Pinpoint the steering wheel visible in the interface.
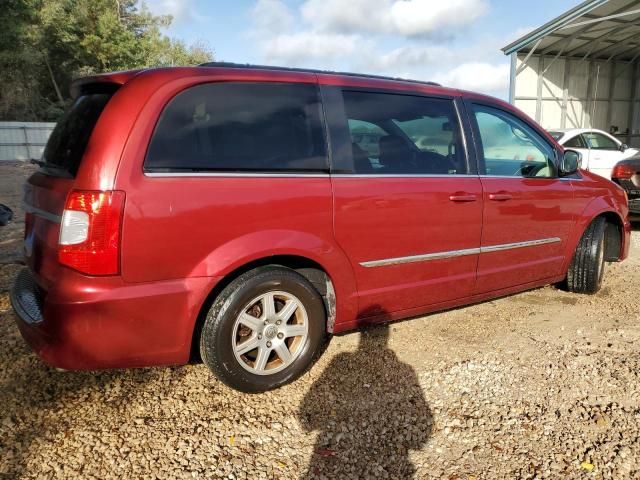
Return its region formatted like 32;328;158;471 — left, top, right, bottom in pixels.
519;161;548;177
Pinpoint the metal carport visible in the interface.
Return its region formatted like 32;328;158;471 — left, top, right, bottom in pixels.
503;0;640;146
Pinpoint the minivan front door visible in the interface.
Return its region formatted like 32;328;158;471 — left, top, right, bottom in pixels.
323;86;482;317
469;102;577;293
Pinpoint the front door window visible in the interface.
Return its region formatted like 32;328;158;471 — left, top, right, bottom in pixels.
473;105;557;178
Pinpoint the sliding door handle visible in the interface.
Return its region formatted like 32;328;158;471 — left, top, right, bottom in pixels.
449;193;477;202
489;192;513;201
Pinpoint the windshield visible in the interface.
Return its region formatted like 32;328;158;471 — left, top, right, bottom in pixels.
41;92;114;177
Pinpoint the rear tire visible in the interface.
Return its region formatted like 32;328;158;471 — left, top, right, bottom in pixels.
567;217;607;294
200;266;326;393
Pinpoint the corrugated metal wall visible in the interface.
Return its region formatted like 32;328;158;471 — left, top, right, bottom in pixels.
513;54;640;146
0;122;55;161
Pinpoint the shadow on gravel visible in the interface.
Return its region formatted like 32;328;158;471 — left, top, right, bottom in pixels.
299;307;432;479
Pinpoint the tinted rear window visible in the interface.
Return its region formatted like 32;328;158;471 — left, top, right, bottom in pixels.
342;91;467;175
42;92;113;177
145;82;327;172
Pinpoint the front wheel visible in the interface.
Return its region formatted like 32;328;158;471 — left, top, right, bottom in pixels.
200;266;326;392
567;217;607;294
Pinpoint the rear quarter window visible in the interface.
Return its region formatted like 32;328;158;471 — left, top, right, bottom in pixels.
145;82;327;173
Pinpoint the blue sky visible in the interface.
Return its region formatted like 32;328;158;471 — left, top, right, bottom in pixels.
146;0;580;99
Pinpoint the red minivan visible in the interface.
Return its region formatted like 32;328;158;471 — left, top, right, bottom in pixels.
11;63;631;392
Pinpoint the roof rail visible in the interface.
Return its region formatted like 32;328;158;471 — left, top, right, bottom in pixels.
198;61;442;87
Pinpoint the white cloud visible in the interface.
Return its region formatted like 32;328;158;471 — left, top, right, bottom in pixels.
433;62;510;94
390;0;489;36
146;0;207;24
301;0;387;34
262;32;362;64
505;26;537;45
251;0;294;34
301;0;488;37
361;45;458;72
246;0;512;97
249;0;369;66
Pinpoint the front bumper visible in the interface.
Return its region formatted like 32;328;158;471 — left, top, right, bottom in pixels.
10;267;218;370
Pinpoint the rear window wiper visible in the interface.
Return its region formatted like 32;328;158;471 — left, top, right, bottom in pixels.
30;159;74;178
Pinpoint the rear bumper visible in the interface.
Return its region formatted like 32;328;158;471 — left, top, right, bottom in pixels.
11;267;218;370
613;178;640;214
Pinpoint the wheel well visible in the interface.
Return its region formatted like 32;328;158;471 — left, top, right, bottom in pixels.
600;212;623;262
189;256;336;362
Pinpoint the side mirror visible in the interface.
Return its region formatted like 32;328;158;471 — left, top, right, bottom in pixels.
560;150;581;176
620;143;628;152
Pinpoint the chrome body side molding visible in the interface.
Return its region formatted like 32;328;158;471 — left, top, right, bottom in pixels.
360;237;562;268
480;237;562;253
23;203;62;224
361;247;481;268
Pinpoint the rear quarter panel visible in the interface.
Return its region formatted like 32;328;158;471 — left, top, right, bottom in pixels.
118;176;358;326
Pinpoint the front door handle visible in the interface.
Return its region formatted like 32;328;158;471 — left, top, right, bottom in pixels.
449;193;477;202
489;192;513;201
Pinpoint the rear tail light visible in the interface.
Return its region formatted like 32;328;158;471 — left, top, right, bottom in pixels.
612;164;636;179
58;190;125;275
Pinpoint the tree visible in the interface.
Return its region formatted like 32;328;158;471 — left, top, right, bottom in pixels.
0;1;41;119
0;0;214;121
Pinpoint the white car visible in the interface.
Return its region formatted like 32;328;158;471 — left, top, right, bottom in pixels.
549;129;638;179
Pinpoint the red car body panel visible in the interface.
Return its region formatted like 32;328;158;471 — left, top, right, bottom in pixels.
475;177;578;293
23;174;72;290
562;170;631;267
332;176;483;316
11;66;631;371
15;268;216;369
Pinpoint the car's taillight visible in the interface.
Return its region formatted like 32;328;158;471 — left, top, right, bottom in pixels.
58;190;125;275
612;164;636;179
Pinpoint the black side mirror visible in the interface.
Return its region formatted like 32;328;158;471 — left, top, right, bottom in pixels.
560;150;581;176
620;143;628;152
0;204;13;226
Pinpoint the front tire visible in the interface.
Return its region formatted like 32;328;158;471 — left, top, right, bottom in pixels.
567;217;607;294
200;266;326;392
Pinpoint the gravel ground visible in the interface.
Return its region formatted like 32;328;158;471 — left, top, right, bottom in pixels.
1;161;639;479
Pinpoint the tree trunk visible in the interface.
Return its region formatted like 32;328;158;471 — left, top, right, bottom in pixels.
44;54;64;105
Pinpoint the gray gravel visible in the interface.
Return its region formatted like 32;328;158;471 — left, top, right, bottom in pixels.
1;162;639;479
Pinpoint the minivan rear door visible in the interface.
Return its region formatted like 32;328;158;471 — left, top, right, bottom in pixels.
323;85;482;317
23;89;116;289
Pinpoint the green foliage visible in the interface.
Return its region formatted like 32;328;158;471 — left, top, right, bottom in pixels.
0;0;214;121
